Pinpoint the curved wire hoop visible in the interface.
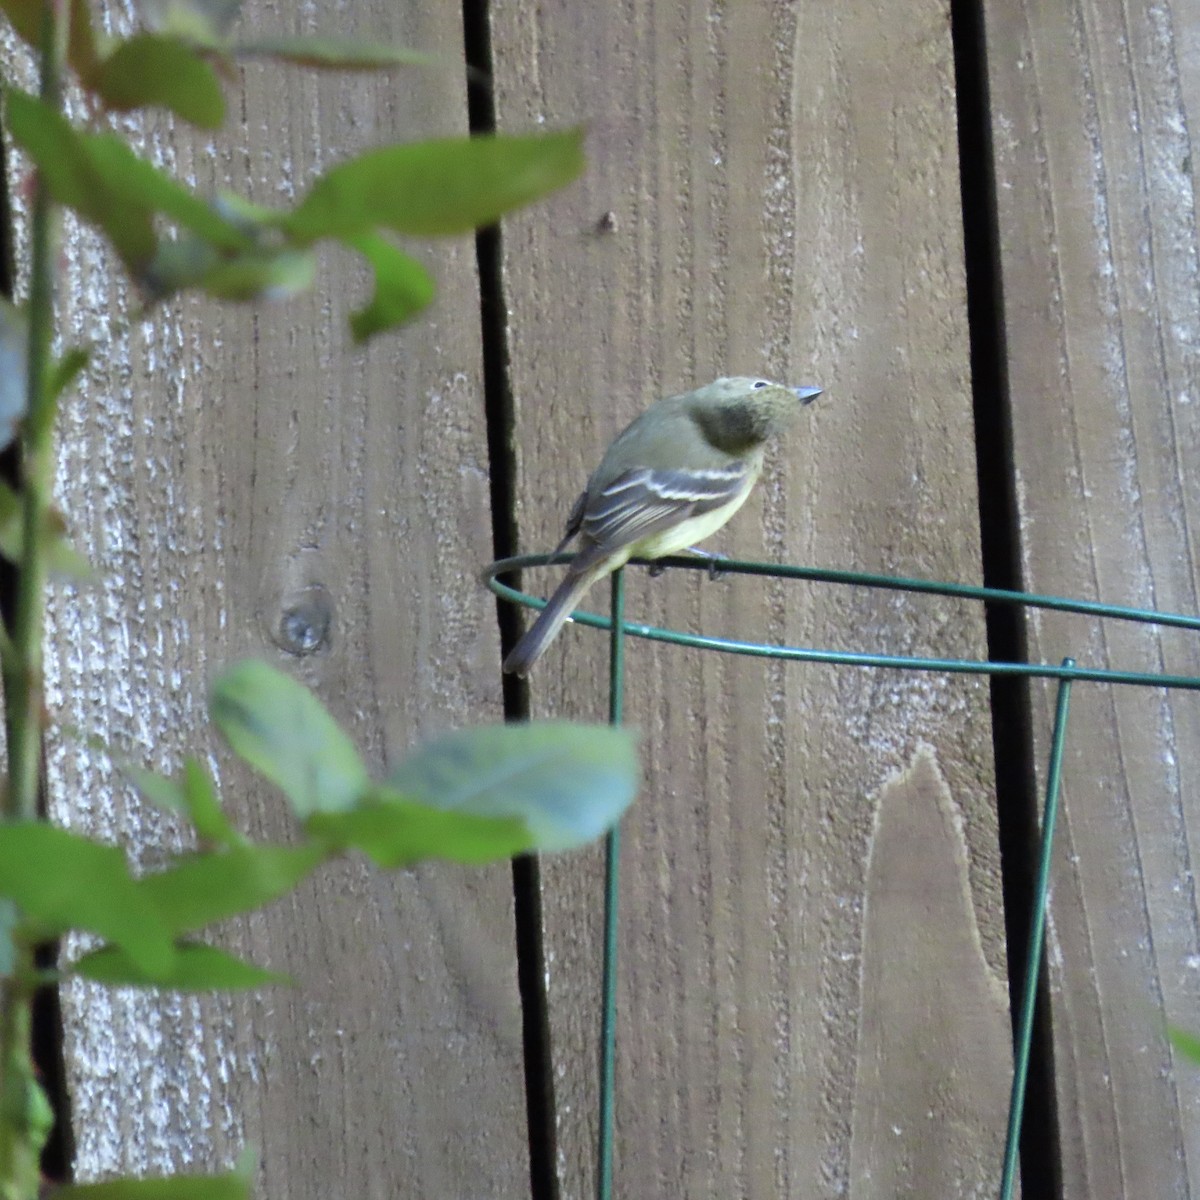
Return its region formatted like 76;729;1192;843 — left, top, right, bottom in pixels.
484;553;1200;1200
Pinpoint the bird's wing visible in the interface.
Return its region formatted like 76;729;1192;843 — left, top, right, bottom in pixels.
581;462;752;551
550;489;588;557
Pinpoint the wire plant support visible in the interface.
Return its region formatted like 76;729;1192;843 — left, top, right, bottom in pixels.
483;553;1200;1200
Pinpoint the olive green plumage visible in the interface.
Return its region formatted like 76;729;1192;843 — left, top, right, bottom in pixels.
503;376;820;676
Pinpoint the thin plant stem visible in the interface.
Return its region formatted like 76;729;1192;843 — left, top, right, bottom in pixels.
0;4;71;1196
0;945;45;1200
3;0;67;823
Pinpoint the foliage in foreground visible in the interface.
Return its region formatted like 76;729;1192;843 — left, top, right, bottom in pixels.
0;1;615;1197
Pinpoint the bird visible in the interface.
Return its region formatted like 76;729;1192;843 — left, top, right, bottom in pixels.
502;375;820;676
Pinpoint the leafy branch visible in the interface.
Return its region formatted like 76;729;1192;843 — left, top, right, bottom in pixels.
0;2;611;1197
2;661;637;995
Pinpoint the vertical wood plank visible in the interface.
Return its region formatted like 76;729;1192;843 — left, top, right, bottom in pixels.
986;0;1200;1195
492;0;1013;1194
40;1;529;1194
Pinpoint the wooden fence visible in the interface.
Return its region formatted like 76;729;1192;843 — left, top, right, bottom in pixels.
27;0;1200;1196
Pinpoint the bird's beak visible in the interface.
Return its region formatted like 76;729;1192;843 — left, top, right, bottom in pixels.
793;386;822;405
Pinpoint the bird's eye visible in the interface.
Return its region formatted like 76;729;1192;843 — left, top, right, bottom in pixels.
753;380;768;389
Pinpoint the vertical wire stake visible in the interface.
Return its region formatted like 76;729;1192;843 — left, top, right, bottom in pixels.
597;568;626;1200
999;657;1074;1200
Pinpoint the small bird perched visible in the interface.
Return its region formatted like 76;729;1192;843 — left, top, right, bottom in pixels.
503;376;820;676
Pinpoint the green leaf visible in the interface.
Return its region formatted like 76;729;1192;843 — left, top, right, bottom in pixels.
124;757;238;847
79;134;250;251
213;189;280;229
0;479;93;582
284;128;584;241
0;823;174;973
141;0;242;45
0;0;103;86
0;298;28;451
139;843;325;935
5;90;157;270
198;246;316;301
148;237;316;303
74;941;288;990
1170;1026;1200;1065
6;91;251;275
43;508;93;580
123;764;190;817
232;36;439;70
48;346;90;403
96;34;226;129
307;791;530;868
384;721;638;853
343;233;434;341
210;660;370;816
0;898;17;977
53;1173;251;1200
182;759;236;845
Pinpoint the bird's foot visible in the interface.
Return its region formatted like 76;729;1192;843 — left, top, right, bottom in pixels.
685;546;730;581
647;548;730;580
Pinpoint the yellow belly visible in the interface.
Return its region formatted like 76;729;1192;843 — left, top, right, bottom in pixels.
631;479;757;559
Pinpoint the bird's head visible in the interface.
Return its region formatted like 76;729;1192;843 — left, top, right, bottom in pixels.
689;375;821;450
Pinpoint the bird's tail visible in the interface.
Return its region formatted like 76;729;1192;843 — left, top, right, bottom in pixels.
502;551;609;676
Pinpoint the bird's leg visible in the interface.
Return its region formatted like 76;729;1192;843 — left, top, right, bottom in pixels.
685;546;730;581
647;548;730;580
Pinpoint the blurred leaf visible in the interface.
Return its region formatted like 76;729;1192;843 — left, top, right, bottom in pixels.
141;236;218;299
6;91;250;275
384;722;639;853
307;791;529;868
148;236;315;302
0;479;93;581
79;133;249;251
0;298;28;451
210;660;369;816
123;763;190;815
5;90;157;270
96;34;225;128
139;843;324;934
284;127;584;241
199;246;316;300
0;823;174;973
48;346;90;402
344;233;434;341
124;757;238;847
141;0;241;43
84;148;248;254
0;0;103;86
182;759;235;845
54;1174;251;1199
0;898;17;977
74;940;288;990
233;35;438;70
43;508;93;580
213;189;279;229
1170;1026;1200;1065
0;479;28;555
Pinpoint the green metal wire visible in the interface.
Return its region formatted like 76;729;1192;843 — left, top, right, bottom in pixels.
485;553;1200;1199
1000;660;1073;1200
597;569;625;1200
484;554;1200;690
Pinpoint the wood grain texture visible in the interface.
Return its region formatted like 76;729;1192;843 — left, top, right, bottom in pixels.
987;1;1200;1195
491;0;1012;1194
38;1;527;1194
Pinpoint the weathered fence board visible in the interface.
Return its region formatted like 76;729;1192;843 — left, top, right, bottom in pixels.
987;0;1200;1195
492;0;1013;1194
43;1;527;1195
